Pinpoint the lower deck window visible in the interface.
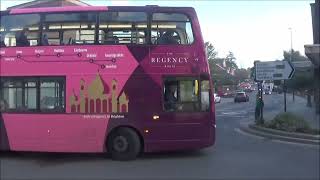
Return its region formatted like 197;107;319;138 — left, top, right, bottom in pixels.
163;77;211;112
0;77;65;113
164;78;200;112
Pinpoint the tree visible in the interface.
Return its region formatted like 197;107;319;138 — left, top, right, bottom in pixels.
234;68;250;83
283;49;309;62
283;50;314;105
225;51;238;70
286;73;313;91
250;67;255;80
205;42;217;61
205;42;248;88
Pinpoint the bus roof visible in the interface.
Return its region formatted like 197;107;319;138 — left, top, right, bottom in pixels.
1;5;194;15
3;6;195;15
9;6;108;14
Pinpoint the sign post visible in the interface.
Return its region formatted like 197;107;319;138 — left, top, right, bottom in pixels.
254;60;295;81
254;60;295;113
258;82;264;123
284;80;287;112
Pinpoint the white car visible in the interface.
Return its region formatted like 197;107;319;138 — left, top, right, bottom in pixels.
214;93;221;103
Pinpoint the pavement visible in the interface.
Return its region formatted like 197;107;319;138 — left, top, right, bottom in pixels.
240;123;320;145
262;92;320;130
0;91;319;180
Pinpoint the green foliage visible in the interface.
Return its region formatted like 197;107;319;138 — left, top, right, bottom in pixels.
250;67;255;79
283;50;309;62
286;73;314;91
212;70;236;86
266;112;316;134
205;42;217;61
283;50;314;91
234;68;250;82
225;51;238;70
205;42;248;87
274;80;282;86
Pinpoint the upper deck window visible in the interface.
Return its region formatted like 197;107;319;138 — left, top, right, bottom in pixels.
43;13;96;45
153;13;189;21
0;14;40;47
99;12;147;44
151;13;194;45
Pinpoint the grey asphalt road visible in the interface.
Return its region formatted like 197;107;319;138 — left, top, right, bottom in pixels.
1;92;319;180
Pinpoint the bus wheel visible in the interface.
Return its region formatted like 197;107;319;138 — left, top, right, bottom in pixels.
107;127;141;161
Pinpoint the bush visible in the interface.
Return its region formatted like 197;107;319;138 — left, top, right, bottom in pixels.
266;112;312;133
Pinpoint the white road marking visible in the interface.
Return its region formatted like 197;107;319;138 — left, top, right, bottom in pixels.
216;110;251;118
234;128;265;140
216;115;247;118
271;139;320;149
222;111;246;115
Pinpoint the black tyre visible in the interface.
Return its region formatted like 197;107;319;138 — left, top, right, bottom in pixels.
107;127;141;161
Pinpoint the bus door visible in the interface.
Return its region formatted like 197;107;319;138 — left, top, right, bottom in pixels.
157;76;212;142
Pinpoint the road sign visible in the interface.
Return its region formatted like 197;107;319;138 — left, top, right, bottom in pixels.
291;60;313;68
254;60;295;81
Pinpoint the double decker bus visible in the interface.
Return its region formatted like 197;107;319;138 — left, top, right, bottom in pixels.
0;5;215;160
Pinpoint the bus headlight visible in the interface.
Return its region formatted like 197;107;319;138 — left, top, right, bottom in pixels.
153;115;159;120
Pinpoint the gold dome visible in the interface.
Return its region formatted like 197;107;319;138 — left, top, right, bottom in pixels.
88;73;105;99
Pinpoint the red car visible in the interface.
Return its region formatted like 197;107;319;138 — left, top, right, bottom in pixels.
234;92;249;102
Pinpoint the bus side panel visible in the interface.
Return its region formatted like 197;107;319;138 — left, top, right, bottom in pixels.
105;66;214;153
105;66;162;152
2;114;109;152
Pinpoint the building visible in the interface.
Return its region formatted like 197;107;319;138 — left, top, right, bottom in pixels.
7;0;90;10
304;0;320;114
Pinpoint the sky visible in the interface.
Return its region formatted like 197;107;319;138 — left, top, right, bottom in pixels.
0;0;315;68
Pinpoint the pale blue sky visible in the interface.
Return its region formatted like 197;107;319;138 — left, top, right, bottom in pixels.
0;0;315;68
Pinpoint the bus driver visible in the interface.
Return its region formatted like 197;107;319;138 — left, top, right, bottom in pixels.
165;83;178;111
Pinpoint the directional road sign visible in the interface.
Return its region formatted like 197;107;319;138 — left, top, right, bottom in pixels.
254;60;295;81
291;60;313;68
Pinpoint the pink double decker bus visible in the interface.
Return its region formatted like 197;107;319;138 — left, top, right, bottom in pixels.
0;5;215;160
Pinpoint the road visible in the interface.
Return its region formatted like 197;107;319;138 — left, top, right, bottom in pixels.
0;92;319;180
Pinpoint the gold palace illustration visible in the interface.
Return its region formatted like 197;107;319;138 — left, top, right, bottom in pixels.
70;73;129;113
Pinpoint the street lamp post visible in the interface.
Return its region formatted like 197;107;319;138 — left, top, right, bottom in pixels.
289;28;293;61
289;27;295;101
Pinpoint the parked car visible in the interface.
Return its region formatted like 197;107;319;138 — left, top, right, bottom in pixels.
234;92;249;102
272;86;282;94
263;90;272;95
214;93;221;103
